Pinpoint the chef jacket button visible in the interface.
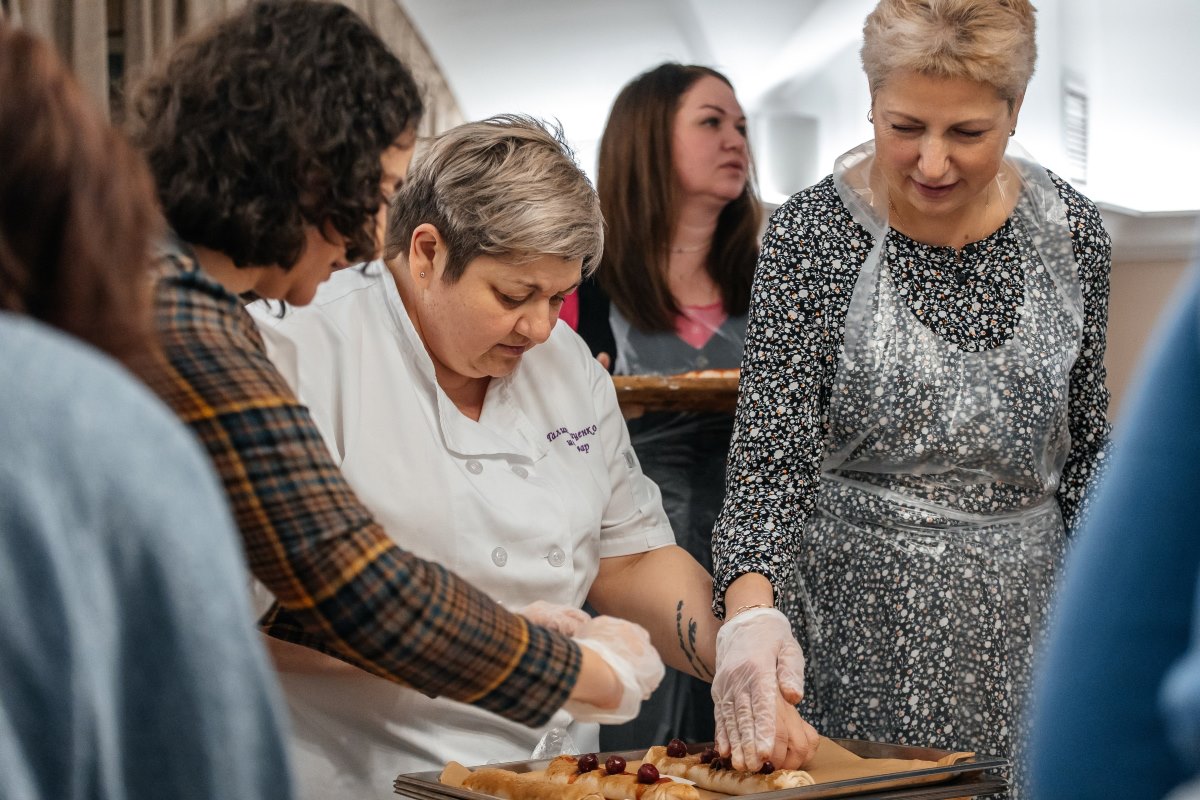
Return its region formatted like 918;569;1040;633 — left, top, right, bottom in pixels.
546;546;566;567
512;465;529;479
466;459;483;475
491;546;508;567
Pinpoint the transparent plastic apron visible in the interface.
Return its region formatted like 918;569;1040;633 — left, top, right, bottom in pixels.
795;141;1084;787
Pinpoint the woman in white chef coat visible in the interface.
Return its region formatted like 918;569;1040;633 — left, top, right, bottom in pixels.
251;115;813;799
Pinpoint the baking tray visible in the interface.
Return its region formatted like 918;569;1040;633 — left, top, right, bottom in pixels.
611;372;740;413
393;739;1008;800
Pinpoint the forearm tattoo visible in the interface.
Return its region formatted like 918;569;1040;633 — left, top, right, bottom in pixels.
676;600;714;679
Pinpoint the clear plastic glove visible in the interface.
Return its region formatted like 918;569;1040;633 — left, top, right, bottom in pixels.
517;600;592;636
772;692;820;770
563;615;665;725
530;726;578;759
712;608;806;771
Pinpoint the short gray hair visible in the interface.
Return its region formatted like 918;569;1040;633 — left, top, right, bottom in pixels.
861;0;1037;107
385;114;604;283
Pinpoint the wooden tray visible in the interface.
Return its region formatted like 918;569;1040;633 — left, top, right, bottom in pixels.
611;372;740;413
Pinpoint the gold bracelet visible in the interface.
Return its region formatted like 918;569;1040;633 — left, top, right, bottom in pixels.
728;603;774;620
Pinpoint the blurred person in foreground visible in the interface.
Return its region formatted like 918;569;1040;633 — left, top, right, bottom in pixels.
709;0;1112;791
572;62;808;754
125;0;661;775
1031;263;1200;799
0;21;292;800
249;115;802;797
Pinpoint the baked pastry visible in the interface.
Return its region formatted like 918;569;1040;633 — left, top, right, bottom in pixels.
440;763;603;800
544;754;700;800
642;745;815;795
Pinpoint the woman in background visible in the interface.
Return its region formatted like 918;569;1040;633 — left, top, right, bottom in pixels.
709;0;1112;791
0;21;292;799
574;62;762;750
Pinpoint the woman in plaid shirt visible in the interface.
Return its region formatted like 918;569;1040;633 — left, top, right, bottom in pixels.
126;0;661;750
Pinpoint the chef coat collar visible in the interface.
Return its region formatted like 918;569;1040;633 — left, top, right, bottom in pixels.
373;262;550;462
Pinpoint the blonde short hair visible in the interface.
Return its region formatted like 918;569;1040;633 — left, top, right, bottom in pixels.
861;0;1037;106
385;114;604;282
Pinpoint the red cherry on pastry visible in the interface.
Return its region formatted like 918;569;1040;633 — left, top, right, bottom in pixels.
577;753;599;773
759;761;775;774
666;739;688;758
605;755;626;775
636;764;660;784
698;746;718;764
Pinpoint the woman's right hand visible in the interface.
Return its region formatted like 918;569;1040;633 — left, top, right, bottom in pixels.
711;607;807;771
773;691;821;769
563;615;665;724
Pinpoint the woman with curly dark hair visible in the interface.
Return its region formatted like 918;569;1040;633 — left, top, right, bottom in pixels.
127;0;423;300
0;22;292;798
127;3;660;791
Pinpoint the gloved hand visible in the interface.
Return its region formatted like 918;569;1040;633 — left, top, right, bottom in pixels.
773;692;821;770
563;615;665;725
516;600;592;636
711;607;806;771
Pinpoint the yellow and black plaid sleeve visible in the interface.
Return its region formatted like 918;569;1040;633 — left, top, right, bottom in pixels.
143;247;580;725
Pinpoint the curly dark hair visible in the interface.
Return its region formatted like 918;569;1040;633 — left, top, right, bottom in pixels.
0;22;160;366
127;0;423;269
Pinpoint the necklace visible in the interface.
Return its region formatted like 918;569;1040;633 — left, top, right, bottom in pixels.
670;240;712;254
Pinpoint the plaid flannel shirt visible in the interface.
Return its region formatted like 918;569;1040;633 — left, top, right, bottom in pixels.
142;240;579;725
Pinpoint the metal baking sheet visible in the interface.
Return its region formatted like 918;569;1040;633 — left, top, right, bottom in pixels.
393;739;1008;800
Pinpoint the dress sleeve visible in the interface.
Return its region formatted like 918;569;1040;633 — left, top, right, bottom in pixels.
145;263;580;726
710;189;849;616
1053;177;1114;533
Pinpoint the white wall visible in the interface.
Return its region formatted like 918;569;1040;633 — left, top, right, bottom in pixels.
1073;0;1200;212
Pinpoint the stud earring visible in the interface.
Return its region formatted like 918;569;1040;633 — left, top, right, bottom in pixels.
867;109;874;123
419;271;426;278
1010;128;1016;136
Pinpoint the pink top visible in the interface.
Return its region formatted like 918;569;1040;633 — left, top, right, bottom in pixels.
676;301;728;349
560;292;580;330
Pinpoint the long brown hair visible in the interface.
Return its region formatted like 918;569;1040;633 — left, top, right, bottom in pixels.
0;22;160;366
596;63;761;332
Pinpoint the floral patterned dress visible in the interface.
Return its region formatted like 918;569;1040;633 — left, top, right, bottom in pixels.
712;142;1112;796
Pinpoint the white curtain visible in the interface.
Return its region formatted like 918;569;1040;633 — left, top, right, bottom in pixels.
4;0;110;118
3;0;462;133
